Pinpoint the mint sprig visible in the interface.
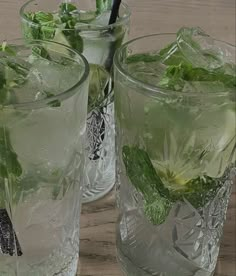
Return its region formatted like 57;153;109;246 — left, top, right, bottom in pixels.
96;0;113;14
0;42;29;105
122;146;172;225
122;145;223;225
0;127;23;208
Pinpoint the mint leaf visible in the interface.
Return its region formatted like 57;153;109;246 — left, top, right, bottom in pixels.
144;196;172;225
33;11;54;23
23;11;56;59
62;29;83;53
59;3;77;28
0;66;6;90
0;127;23;208
0;127;22;177
122;146;172;225
59;3;77;14
43;91;61;107
0;42;16;56
24;12;56;40
158;62;236;91
88;64;109;112
122;146;170;198
6;61;29;79
170;175;223;209
0;44;29;105
96;0;113;14
122;145;223;225
126;53;161;64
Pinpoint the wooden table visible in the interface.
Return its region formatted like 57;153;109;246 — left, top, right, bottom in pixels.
0;1;235;275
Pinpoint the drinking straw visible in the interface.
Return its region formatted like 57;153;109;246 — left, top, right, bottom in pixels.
109;0;122;25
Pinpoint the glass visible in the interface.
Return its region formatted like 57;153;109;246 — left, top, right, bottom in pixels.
20;0;131;203
0;39;89;275
114;34;236;276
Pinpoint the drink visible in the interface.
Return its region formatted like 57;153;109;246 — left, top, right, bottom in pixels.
0;40;89;275
20;0;131;202
114;27;236;276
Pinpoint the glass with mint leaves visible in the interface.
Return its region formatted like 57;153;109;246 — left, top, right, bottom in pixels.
114;27;236;276
20;0;130;203
0;39;89;275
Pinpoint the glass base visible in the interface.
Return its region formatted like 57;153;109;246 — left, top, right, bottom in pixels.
117;247;215;276
0;253;78;276
116;167;234;276
82;178;115;203
83;102;115;203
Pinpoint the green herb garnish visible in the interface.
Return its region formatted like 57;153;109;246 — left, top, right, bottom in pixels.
122;146;172;225
96;0;113;14
122;145;223;225
0;127;23;207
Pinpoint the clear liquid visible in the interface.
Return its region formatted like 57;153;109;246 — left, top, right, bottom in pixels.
117;169;234;276
115;49;236;275
0;52;87;275
0;188;80;276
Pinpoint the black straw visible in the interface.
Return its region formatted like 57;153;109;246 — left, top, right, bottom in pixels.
109;0;122;25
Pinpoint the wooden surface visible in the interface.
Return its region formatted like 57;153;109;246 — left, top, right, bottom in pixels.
0;1;235;275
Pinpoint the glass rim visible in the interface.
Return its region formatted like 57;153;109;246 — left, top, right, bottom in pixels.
20;0;131;32
114;33;236;98
1;38;89;110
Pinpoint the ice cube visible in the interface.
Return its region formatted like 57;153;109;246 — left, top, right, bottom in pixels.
90;11;111;26
177;27;226;70
127;58;166;87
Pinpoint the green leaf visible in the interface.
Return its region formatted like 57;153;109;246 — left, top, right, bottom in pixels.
0;41;16;56
6;61;29;78
34;11;54;23
0;87;8;105
59;3;77;14
158;63;186;91
96;0;113;14
0;67;6;90
0;48;29;104
144;196;172;225
88;64;109;112
0;127;22;177
43;91;61;107
0;127;23;208
23;11;57;58
122;145;172;225
59;3;77;28
24;12;56;40
62;30;83;53
122;146;170;198
122;145;224;225
58;4;84;52
170;175;223;209
126;53;161;64
158;62;236;91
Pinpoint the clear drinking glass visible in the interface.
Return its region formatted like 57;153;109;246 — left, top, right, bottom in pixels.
114;33;236;276
20;0;131;203
0;39;89;275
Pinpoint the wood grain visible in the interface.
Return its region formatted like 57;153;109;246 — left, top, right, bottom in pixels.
79;189;236;276
0;1;235;275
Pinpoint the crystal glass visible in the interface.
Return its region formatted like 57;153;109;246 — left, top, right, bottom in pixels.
0;39;89;275
114;33;236;276
20;0;131;203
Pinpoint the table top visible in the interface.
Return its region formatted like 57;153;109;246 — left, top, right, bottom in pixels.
1;1;235;275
